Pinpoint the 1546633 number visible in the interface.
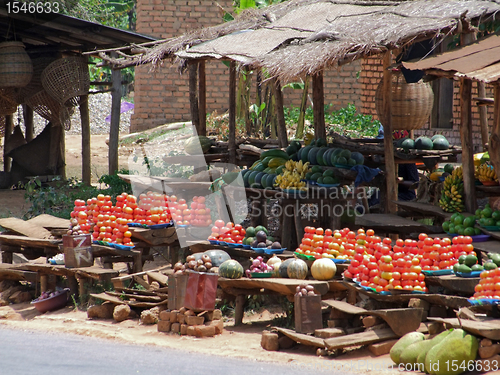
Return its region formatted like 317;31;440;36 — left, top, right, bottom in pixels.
6;1;60;14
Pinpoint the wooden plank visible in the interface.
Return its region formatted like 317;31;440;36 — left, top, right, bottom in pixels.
128;226;177;246
3;114;12;172
273;78;288;148
355;214;442;234
478;82;489;151
0;234;61;248
325;328;398;350
382;52;397;214
321;299;367;314
23;104;34;142
146;271;169;286
491;84;500;197
80;95;91;185
367;308;423;337
428;318;500;340
0;218;53;239
394;201;452;220
26;214;70;229
218;277;330;296
471;239;500;255
0;266;37;282
189;62;200;131
312;71;326;140
228;61;236;166
104;291;163;302
109;55;121;175
90;292;169;308
459;76;476;213
274;327;326;348
198;61;206;136
425;274;479;295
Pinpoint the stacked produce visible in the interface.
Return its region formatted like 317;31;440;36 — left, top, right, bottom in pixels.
296;226;359;260
32;289;67;302
245;256;274;277
442;213;481;236
295;283;317;297
242;148;290;189
453;253;486;274
304;165;340;185
476;204;500;228
390;329;478;375
439;166;465;212
472;262;500;300
396;135;451;151
173;250;231;275
476;163;497;183
208;221;246;244
275;160;310;191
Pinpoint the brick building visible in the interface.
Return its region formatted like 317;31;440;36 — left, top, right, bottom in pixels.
133;0;492;154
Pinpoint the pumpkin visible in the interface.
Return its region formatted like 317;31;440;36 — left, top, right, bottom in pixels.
203;249;231;267
287;258;308;280
218;259;244;279
278;258;295;278
311;258;337;280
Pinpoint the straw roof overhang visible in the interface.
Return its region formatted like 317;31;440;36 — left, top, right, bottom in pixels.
96;0;500;82
402;32;500;84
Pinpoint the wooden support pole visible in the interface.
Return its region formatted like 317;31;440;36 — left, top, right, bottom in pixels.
228;61;237;166
312;71;326;140
3;114;13;173
109;55;122;175
23;104;34;142
460;77;476;213
272;78;288;148
382;52;397;214
58;125;66;179
188;62;200;133
234;294;245;326
80;95;91;185
198;60;206;137
491;84;500;192
478;82;489;150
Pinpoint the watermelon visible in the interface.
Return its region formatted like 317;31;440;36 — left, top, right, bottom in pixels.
401;138;415;150
316;148;329;166
415;136;433;150
203;249;231;267
300;146;313;163
351;152;364;165
433;136;449;150
218;259;244;279
308;147;321;165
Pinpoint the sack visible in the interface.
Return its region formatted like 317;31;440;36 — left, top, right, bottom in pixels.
183;272;218;312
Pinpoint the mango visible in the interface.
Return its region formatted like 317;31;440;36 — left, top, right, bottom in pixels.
390;331;425;364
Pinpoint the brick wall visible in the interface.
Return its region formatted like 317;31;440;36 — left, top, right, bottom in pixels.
132;0;363;132
360;55;493;154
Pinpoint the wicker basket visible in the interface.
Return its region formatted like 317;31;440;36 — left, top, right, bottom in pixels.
41;56;89;107
0;88;19;115
0;115;5;136
0;42;33;88
16;56;57;104
375;72;434;131
25;90;72;130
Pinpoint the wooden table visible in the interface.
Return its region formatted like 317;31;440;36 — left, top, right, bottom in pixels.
355;213;443;236
0;233;62;263
218;277;346;325
424;274;478;296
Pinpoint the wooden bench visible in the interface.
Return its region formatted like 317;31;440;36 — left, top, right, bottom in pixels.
355;213;443;236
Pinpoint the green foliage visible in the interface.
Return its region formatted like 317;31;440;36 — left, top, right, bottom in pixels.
22;171;132;219
284;103;380;138
135;151;194;179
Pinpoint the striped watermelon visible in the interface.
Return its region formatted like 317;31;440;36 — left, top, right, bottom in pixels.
218;260;244;279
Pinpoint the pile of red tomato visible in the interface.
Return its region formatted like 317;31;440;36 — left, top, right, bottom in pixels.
70;192;213;247
472;269;500;300
208;221;245;244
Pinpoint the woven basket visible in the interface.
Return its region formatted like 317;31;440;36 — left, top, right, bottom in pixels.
25;90;72;130
16;56;57;104
0;115;5;136
41;56;89;107
375;72;434;131
0;88;19;115
0;42;33;88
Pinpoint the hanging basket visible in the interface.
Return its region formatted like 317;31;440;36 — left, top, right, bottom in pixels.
25;90;72;130
0;115;5;136
0;41;33;88
41;56;90;107
16;56;57;104
375;72;434;131
0;89;18;116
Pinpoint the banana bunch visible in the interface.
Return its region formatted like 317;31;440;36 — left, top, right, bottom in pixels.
304;133;314;146
276;160;310;191
439;166;465;212
476;163;497;182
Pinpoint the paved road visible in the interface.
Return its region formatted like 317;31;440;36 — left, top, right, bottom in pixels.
0;326;360;375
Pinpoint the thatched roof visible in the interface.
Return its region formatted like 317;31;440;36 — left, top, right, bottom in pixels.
95;0;500;82
403;32;500;83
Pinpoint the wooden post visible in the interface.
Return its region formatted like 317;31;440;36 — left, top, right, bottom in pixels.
109;56;122;175
23;104;34;142
478;82;489;150
382;52;397;214
188;62;200;133
459;77;476;213
3;114;13;172
228;61;237;165
272;78;288;148
234;294;245;326
312;71;326;140
490;84;500;192
80;95;91;185
198;61;206;136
